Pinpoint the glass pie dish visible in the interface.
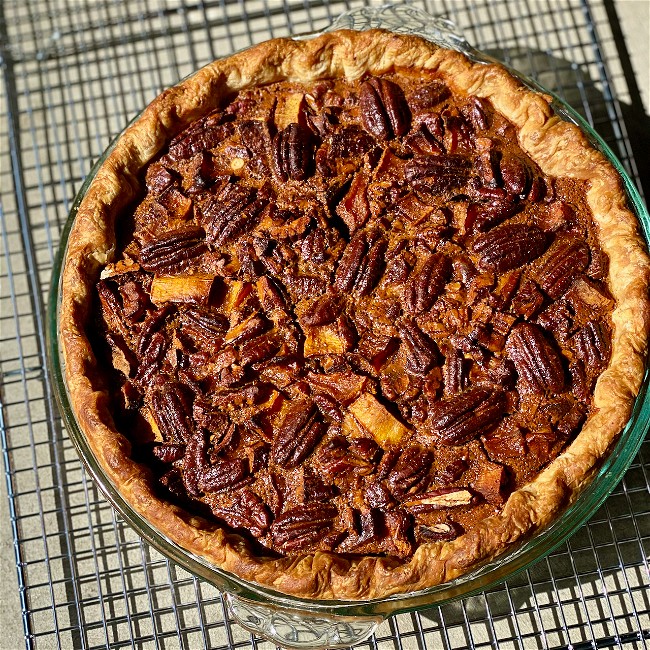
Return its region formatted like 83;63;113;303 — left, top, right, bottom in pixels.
47;4;650;648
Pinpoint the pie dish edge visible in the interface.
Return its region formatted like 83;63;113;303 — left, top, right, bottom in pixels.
59;29;650;600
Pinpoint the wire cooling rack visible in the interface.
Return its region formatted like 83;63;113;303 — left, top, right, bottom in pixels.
1;1;648;648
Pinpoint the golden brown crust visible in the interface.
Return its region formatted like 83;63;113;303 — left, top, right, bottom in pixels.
60;29;650;600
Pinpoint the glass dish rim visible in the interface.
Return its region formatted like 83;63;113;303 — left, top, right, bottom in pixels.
46;14;650;619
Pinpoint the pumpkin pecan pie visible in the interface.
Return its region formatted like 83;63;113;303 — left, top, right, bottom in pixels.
60;29;650;599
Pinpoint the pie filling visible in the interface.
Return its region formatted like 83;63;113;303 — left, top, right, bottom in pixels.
94;71;613;558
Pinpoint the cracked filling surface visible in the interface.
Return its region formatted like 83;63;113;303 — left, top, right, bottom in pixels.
95;70;613;558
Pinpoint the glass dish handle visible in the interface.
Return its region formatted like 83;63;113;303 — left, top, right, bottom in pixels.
323;3;478;59
224;592;382;649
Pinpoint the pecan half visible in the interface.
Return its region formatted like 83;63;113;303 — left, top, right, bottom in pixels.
328;126;376;160
199;457;249;493
506;322;565;394
211;489;271;537
334;230;366;292
199;184;264;247
301;293;344;327
405;154;471;191
443;346;466;396
97;280;129;340
464;197;518;234
404;253;450;314
473;224;548;272
572;320;610;370
179;307;228;348
272;399;325;468
462;97;490;131
334;231;386;296
400;320;439;376
408;80;451;112
387;446;434;499
270;503;338;553
134;330;168;385
536;238;590;298
168;111;232;160
273;123;314;181
151;382;194;444
318;435;379;478
139;226;207;272
359;77;410;140
152;443;186;463
499;153;530;195
427;386;506;445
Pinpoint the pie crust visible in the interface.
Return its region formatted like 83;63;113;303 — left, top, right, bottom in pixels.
60;29;650;599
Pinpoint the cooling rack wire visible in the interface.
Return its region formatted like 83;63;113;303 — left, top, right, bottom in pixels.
0;0;648;648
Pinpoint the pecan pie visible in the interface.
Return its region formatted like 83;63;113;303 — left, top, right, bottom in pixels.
60;30;650;599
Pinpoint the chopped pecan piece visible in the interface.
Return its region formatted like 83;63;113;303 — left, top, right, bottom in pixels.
152;443;186;463
403;488;475;513
300;293;343;326
349;393;411;447
337;509;384;553
416;521;463;543
506;323;565;394
482;422;526;461
303;315;356;357
306;371;368;405
119;280;149;320
336;173;370;233
274;92;307;130
427;387;506;446
224;313;268;344
408;80;451;112
473;464;506;506
150;274;215;305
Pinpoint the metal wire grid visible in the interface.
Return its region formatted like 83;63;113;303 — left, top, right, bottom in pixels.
0;0;648;648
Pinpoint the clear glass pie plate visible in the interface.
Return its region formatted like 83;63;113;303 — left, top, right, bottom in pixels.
47;4;650;648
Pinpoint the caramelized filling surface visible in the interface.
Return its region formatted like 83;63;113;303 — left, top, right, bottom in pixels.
96;71;613;557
